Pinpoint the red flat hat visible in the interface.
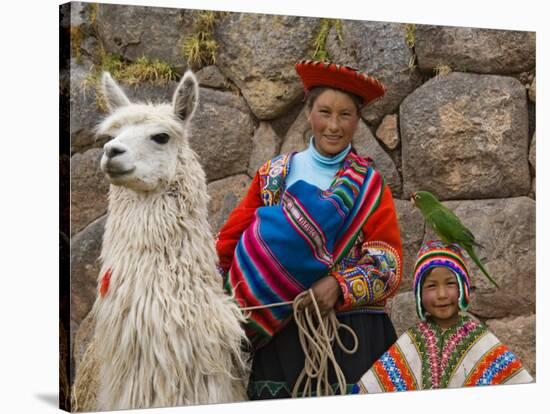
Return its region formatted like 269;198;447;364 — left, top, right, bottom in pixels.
295;59;386;105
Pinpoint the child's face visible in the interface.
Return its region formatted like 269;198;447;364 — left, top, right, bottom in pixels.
421;267;460;328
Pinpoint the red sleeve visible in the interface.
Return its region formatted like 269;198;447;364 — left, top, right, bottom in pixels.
215;172;264;274
363;184;403;258
332;184;403;310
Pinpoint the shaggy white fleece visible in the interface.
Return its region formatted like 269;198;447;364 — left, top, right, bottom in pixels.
75;71;249;411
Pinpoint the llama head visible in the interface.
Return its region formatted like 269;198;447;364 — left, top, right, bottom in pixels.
97;71;199;192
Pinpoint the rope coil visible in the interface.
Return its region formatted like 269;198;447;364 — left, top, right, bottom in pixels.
241;289;358;398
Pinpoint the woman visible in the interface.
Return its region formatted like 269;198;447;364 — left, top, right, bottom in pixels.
216;60;403;399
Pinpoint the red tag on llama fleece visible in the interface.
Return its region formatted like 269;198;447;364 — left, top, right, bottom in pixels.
100;268;113;297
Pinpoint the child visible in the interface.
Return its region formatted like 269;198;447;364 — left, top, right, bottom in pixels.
355;240;533;392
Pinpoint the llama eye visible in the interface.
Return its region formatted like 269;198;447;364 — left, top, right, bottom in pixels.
99;134;115;142
151;133;170;144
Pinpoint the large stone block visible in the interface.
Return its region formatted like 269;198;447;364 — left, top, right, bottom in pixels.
72;309;95;382
70;215;106;332
415;25;536;74
401;73;530;200
326;21;422;125
486;314;536;377
70;149;109;236
69;60;104;155
189;88;255;182
248;122;282;177
214;13;319;119
387;291;418;337
207;174;252;234
376;114;400;150
95;3;193;73
353;122;402;197
196;65;232;90
394;199;425;291
423;197;535;319
279;106;310;155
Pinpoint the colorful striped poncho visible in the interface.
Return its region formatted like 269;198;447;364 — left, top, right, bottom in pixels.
355;315;533;393
224;154;383;348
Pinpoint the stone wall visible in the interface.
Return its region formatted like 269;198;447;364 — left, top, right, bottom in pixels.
64;3;536;378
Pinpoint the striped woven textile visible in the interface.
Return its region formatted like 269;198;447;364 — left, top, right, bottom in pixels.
225;153;383;348
355;315;533;393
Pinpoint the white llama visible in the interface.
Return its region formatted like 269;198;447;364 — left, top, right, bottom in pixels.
73;71;249;411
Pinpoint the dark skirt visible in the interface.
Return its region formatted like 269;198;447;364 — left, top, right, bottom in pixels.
247;311;397;400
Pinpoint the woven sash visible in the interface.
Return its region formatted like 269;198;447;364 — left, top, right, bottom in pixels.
225;153;383;348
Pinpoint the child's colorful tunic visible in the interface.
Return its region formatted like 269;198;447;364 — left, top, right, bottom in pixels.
356;315;533;393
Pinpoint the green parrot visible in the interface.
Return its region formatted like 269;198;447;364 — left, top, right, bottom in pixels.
411;190;499;288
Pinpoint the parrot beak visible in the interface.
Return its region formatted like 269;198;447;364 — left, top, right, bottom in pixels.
410;193;416;206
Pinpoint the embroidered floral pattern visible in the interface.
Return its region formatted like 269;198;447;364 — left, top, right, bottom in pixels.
333;240;401;310
258;153;293;206
409;316;487;389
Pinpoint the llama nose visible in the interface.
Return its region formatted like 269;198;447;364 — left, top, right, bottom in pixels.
105;144;126;159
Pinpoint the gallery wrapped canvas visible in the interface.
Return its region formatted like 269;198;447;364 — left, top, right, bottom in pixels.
59;1;536;412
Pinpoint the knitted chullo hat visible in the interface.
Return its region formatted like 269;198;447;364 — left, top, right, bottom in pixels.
413;240;472;320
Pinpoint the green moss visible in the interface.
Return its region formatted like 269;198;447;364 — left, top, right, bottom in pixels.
70;25;83;62
73;3;176;110
404;24;418;72
312;18;343;62
405;23;416;49
98;52;125;78
121;56;178;85
81;51;178;112
182;11;228;69
434;63;452;77
89;3;99;25
408;55;417;71
89;46;177;84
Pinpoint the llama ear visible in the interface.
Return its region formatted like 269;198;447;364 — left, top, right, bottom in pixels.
101;72;131;112
172;70;199;122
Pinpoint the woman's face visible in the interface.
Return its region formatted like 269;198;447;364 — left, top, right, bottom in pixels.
307;89;360;157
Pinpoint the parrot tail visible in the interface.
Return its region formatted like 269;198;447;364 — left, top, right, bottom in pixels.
463;245;499;288
473;240;485;249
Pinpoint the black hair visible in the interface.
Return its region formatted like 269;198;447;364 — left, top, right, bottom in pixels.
420;268;435;291
305;86;363;114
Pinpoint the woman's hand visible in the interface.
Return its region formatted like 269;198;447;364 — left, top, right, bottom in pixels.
299;275;342;315
358;254;375;266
